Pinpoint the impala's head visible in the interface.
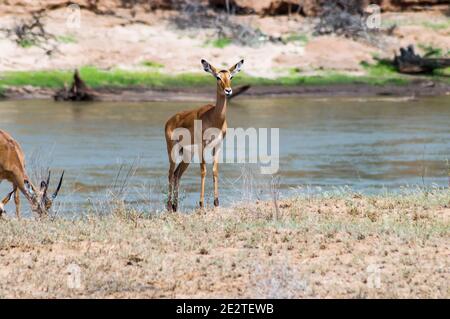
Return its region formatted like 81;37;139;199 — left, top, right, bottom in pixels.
201;59;244;97
24;171;65;216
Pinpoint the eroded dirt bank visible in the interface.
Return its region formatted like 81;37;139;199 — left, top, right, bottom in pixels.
3;80;450;101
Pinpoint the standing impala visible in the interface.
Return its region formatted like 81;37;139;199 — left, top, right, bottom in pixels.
0;129;64;218
165;59;244;212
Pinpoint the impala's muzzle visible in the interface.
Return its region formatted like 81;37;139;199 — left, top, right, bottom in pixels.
224;88;232;96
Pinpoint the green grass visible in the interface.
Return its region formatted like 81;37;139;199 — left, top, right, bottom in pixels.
206;37;232;48
284;33;308;44
56;34;77;44
361;60;398;77
141;60;164;68
432;67;450;79
418;44;450;58
0;65;412;90
18;38;37;48
423;20;450;31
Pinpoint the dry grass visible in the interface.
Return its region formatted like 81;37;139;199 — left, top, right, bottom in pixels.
0;190;449;298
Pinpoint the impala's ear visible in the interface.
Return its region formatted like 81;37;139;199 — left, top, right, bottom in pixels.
229;59;244;78
201;59;218;77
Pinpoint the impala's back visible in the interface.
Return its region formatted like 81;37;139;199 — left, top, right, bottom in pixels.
0;130;26;182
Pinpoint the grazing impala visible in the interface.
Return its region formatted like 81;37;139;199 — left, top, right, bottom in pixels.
0;129;64;218
165;59;244;212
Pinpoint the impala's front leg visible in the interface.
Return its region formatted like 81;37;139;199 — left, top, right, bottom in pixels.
167;161;176;211
199;160;206;208
212;148;220;207
13;187;20;219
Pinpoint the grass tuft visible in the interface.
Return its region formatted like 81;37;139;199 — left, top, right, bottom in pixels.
284;33;309;44
56;34;77;44
141;60;164;68
206;37;232;48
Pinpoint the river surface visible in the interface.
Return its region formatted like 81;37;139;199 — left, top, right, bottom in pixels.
0;96;449;214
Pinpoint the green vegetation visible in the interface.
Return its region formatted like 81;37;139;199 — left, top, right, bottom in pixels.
0;66;412;90
364;52;450;84
432;67;450;78
284;33;309;44
361;60;398;77
206;37;232;48
418;44;449;58
141;60;164;68
56;34;77;44
18;38;37;48
423;20;450;31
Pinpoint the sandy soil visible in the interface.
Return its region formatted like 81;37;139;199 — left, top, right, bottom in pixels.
0;10;449;77
0;192;448;298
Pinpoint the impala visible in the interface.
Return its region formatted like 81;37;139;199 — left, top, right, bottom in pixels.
164;59;244;212
0;129;64;218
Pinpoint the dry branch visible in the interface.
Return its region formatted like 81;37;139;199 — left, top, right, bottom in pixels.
229;85;251;100
54;70;98;101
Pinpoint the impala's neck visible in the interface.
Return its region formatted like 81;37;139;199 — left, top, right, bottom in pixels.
215;87;227;122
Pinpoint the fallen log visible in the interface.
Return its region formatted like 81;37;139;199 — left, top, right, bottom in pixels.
228;84;251;100
54;69;97;101
394;45;450;74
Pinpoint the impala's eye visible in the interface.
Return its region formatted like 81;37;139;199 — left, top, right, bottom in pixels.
216;76;221;80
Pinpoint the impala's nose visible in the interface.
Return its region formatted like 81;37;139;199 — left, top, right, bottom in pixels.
224;88;232;96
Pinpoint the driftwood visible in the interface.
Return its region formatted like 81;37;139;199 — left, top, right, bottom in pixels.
394;45;450;74
54;69;97;101
229;84;251;100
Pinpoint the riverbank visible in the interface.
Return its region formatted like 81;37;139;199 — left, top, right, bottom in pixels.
0;190;448;298
1;6;449;101
1;68;450;101
2;79;450;101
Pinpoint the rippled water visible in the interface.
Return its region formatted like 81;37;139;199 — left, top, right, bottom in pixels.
0;96;449;214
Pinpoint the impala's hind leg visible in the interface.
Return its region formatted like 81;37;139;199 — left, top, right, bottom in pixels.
166;133;177;212
173;162;190;212
0;189;15;217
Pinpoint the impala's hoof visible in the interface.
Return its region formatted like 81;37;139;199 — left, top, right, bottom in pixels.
166;201;173;212
199;201;204;208
214;198;219;207
172;203;178;212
